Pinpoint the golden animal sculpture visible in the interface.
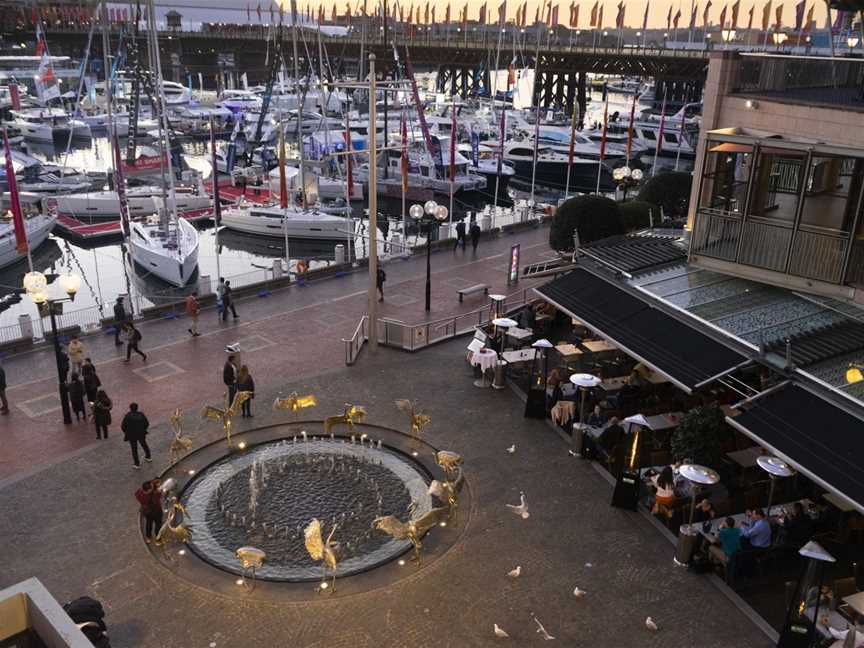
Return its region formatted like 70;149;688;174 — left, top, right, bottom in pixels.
273;392;318;416
157;499;192;545
304;518;341;592
323;404;366;435
235;546;266;590
428;467;466;525
372;506;451;564
435;450;464;480
394;399;432;439
169;408;192;464
200;391;253;447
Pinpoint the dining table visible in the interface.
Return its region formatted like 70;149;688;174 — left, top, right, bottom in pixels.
470;348;499;387
726;446;766;468
583;339;617;353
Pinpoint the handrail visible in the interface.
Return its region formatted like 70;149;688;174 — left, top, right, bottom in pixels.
341;315;368;366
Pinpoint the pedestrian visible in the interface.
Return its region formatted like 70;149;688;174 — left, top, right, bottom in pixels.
121;402;152;469
454;220;467;250
92;389;112;440
113;296;127;346
236;171;247;197
223;354;238;404
470;221;481;252
217;277;226;317
237;365;255;417
122;323;147;362
186;291;201;337
68;373;86;422
68;336;85;373
221;280;238;321
82;359;100;403
0;361;8;415
376;265;386;302
135;479;164;544
58;347;70;383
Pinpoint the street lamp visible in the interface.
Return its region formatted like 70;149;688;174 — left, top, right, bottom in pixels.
721;28;736;43
409;200;448;311
612;166;643;200
847;34;859;52
23;270;82;424
772;31;788;50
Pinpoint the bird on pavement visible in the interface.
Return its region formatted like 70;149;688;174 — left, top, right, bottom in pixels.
493;624;510;638
507;566;522;578
506;444;516;454
505;491;529;519
645;617;659;631
533;615;555;640
573;587;586;598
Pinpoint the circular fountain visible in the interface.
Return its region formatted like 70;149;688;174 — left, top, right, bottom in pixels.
177;433;434;582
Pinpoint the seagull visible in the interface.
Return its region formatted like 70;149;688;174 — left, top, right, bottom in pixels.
493;624;510;638
506;444;516;454
573;587;587;598
507;566;522;578
505;491;530;519
645;617;659;631
533;615;555;640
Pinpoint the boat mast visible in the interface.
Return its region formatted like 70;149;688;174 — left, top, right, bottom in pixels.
290;1;306;208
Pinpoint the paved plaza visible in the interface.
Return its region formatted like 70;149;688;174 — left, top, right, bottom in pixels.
0;225;772;647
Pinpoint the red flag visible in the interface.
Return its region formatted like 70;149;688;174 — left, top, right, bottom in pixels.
616;1;625;28
535;4;540;23
642;2;649;30
625;94;637;162
673;8;681;28
598;99;609;163
498;0;507;25
761;1;771;31
590;1;598;25
703;0;712;25
802;4;814;32
731;0;740;27
655;91;667;157
479;2;486;23
551;3;559;26
446;4;451;21
597;4;603;26
8;83;20;110
719;5;727;26
209;120;222;227
747;4;753;28
774;2;782;28
425;2;429;23
432;6;436;22
688;3;697;29
3;130;28;256
666;5;672;28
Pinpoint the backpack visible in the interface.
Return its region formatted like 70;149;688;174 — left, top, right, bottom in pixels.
133;328;142;342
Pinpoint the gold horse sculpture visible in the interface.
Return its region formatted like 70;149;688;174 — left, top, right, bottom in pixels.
273;392;318;416
372;506;451;564
169;408;192;464
157;499;192;545
323;404;366;435
201;391;253;447
395;399;432;440
304;518;341;592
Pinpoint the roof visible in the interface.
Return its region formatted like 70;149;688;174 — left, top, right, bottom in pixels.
581;234;687;275
535;267;748;392
730;384;864;514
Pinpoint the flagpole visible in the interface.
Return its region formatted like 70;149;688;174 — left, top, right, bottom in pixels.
674;104;686;171
651;87;668;175
529;25;542;210
564;99;578;200
595;95;608;194
449;95;455;231
491;1;506;219
209;118;223;285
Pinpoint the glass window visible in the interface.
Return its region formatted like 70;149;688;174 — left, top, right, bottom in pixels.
663;132;678;144
799;156;864;232
698;143;754;216
745;148;806;222
642;130;656;141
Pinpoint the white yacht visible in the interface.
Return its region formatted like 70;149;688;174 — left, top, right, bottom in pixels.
220;202;349;240
503;142;615;193
10;108;91;142
161;81;192;106
78;109;130;136
456;142;515;198
0;207;56;270
53;183;211;221
129;214;199;287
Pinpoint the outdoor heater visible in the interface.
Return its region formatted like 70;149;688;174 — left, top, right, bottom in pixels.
570;373;601;454
525;339;553;419
777;541;836;648
674;463;720;566
491;317;518;390
611;414;646;510
757;455;795;514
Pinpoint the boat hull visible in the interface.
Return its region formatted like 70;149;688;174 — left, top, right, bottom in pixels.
221;207;349;240
0;214;56;270
508;159;615;193
129;218;199;287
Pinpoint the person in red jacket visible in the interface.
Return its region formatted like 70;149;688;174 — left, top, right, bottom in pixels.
135;479;163;544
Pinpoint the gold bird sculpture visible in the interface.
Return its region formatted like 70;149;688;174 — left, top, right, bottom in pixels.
395;399;432;439
304;518;341;592
273;392;318;415
169;408;192;464
428;467;466;524
435;450;464;480
201;391;253;447
372;506;450;564
156;499;192;545
323;404;366;435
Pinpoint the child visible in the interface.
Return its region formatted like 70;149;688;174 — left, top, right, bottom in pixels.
68;373;86;422
68;336;85;373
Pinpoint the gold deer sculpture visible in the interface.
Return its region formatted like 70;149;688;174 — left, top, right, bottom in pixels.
156;499;192;545
323;404;366;435
273;392;318;417
372;506;451;564
201;391;253;447
304;518;341;592
394;399;432;440
169;408;192;464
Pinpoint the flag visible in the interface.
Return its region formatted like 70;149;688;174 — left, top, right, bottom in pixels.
535;4;540;22
432;6;436;22
497;107;506;174
35;21;46;56
3;130;28;256
688;3;697;29
551;3;559;26
498;0;507;25
401;113;408;196
256;2;261;20
703;1;713;26
8;83;20;110
774;2;782;28
598;98;609;164
731;0;740;27
209;120;222;226
642;1;649;29
446;4;451;21
673;7;681;27
761;0;771;30
37;50;60;102
247;3;251;20
111;133;131;238
655;91;667;157
747;4;753;28
794;0;804;29
590;1;598;25
470;127;480;166
616;1;625;28
332;5;337;21
598;4;603;26
802;4;813;31
479;2;486;22
666;5;672;28
625;94;637;162
425;2;429;23
719;4;726;26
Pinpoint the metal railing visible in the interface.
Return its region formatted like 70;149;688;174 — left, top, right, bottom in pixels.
788;227;849;284
737;218;794;271
342;316;368;366
691;210;742;262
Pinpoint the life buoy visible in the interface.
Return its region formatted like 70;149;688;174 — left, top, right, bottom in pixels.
296;260;308;274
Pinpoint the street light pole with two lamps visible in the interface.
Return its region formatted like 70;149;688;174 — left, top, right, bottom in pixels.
409;200;448;311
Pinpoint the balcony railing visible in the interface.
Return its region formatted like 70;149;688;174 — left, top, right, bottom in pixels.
731;53;864;111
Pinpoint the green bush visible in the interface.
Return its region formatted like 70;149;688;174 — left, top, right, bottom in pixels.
549;194;625;251
670;407;725;469
618;200;660;231
636;171;693;220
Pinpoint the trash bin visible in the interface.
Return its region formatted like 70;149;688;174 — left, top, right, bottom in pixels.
492;360;507;390
674;524;699;566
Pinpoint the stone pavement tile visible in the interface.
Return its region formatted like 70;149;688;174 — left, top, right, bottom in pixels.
0;338;773;647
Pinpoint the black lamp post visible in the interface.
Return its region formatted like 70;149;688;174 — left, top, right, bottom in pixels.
24;270;81;425
409;200;448;311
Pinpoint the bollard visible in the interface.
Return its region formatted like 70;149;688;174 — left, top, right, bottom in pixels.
272;259;283;279
198;274;211;297
17;314;34;341
334;244;345;265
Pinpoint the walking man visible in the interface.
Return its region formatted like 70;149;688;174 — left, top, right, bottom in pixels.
186;291;201;337
454;220;466;250
470;221;481;253
217;277;225;316
221;280;238;321
376;265;386;302
135;479;164;544
223;354;238;404
0;361;9;415
113;296;127;346
121;402;152;469
122;323;147;362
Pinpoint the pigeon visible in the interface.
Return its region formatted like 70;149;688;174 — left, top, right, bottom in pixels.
507;566;522;578
493;624;510;638
505;492;530;519
506;444;516;454
567;449;578;457
573;587;587;598
645;617;659;632
533;615;555;641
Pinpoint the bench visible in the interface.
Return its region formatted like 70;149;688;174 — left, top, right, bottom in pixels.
458;284;490;302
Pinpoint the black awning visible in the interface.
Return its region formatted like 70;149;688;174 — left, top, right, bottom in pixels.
731;385;864;514
535;267;747;391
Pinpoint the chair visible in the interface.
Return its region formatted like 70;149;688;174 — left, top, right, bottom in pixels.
833;576;860;617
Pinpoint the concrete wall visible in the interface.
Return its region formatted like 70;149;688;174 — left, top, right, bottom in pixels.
0;578;92;648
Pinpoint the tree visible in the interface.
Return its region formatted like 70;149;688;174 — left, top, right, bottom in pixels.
636;171;693;221
549;195;625;252
618;200;660;231
670;406;725;469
